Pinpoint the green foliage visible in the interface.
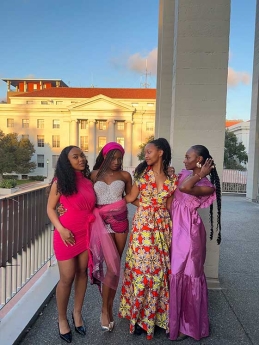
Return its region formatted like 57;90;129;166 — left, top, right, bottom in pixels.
224;130;248;170
3;174;18;180
30;175;45;181
0;179;17;188
137;135;154;161
0;130;36;178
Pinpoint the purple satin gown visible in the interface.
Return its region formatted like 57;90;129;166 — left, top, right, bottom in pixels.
169;169;216;340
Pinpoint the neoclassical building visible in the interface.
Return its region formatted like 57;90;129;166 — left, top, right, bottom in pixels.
0;78;156;177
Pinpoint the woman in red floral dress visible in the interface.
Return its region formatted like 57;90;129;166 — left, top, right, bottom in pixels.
118;138;177;340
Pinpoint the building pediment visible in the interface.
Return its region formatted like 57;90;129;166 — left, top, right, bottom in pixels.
67;94;133;112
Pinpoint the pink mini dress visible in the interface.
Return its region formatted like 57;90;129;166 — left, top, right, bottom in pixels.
53;171;96;261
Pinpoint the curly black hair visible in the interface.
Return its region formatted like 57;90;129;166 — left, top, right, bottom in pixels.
93;148;123;181
134;138;172;179
50;145;90;196
191;145;222;244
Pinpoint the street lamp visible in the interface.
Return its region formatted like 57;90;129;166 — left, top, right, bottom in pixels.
46;159;49;178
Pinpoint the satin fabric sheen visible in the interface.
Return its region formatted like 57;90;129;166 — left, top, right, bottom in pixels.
169;169;216;340
53;172;96;261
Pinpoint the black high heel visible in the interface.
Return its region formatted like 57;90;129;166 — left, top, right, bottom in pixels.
72;312;86;336
134;323;143;335
58;322;72;343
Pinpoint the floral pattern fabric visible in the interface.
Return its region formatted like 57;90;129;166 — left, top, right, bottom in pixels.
119;167;177;340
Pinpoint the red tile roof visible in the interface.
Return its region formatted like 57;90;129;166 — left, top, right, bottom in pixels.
226;120;243;127
12;87;156;99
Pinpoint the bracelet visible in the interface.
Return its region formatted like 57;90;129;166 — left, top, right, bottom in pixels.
195;173;202;180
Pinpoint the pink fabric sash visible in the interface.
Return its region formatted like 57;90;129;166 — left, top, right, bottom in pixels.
97;199;128;233
89;202;125;291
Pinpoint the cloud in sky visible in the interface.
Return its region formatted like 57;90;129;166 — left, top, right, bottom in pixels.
127;48;157;75
227;67;251;87
112;48;251;88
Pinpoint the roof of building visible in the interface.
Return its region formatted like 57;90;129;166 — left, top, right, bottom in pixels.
226;119;244;127
2;78;68;88
11;87;156;99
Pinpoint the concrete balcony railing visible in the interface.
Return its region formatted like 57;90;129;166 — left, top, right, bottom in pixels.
0;186;59;344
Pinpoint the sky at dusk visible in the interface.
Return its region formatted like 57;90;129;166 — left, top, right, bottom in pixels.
0;0;256;120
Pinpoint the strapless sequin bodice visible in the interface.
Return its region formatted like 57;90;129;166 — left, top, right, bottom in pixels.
94;180;125;205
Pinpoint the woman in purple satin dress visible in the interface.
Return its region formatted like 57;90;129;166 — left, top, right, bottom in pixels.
168;145;221;341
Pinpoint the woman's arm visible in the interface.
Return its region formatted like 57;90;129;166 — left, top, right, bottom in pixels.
179;159;214;196
122;171;139;206
166;195;173;211
47;182;75;246
124;183;139;203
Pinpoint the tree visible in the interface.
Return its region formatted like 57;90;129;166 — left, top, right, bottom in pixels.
0;130;36;179
224;129;248;170
137;135;154;161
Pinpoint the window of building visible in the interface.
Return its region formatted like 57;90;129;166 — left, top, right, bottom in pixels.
98;121;107;130
53;119;60;129
147;103;154;107
22;119;29;128
7;118;14;127
43;84;47;89
41;101;48;105
33;84;37;90
146;122;154;131
116;137;125;148
22;135;29;140
52;155;59;168
37;154;44;168
132;103;139;107
117;121;125;131
26;101;33;104
37;135;44;147
98;136;107;152
52;135;60;148
37;119;44;129
56;101;63;105
81;120;88;129
80;136;89;151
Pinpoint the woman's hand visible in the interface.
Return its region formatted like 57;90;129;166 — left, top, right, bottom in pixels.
167;166;176;177
57;203;67;216
58;227;75;246
200;158;214;178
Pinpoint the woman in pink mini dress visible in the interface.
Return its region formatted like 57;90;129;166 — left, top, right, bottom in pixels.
168;145;221;341
47;146;96;343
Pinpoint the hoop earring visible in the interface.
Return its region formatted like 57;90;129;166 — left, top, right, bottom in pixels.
196;162;202;168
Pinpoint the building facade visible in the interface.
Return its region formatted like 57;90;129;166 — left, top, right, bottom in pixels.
0;80;156;178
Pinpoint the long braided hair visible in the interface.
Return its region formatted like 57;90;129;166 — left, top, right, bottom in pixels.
134;138;172;179
50;146;90;196
191;145;222;244
93;149;123;181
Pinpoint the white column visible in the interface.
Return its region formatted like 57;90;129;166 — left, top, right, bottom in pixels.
107;120;115;142
156;0;230;285
69;120;78;146
124;121;133;166
247;0;259;202
24;81;27;92
131;120;143;167
88;120;96;168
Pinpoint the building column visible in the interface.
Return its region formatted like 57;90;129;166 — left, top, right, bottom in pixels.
7;80;11;92
124;121;133;167
70;120;78;146
24;81;27;92
156;0;230;286
247;0;259;202
107;119;115;142
40;81;43;90
88;120;96;168
131;120;143;167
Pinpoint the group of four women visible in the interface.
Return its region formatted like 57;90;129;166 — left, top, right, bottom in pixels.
47;138;221;343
